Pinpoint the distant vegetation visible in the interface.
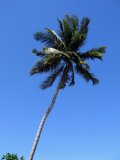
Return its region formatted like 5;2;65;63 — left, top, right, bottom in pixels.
1;153;24;160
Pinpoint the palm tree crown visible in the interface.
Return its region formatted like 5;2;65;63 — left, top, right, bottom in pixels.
30;15;106;89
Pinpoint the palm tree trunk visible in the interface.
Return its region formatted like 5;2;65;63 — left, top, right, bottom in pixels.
29;86;60;160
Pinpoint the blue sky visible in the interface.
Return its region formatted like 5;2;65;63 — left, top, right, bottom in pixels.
0;0;120;160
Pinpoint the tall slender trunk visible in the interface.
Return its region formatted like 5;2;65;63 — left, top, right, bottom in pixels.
29;86;60;160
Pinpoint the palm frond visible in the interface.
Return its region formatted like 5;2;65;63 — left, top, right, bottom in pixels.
98;46;106;53
57;15;89;51
30;58;61;75
30;61;50;75
44;47;71;61
57;19;64;41
62;58;75;86
63;18;73;48
58;15;76;48
68;30;81;51
43;48;61;64
57;18;64;33
34;32;48;42
40;66;63;89
59;64;73;89
67;17;90;51
79;17;90;47
70;51;90;69
34;29;65;50
80;17;90;33
79;46;106;60
71;15;79;31
34;31;58;48
45;28;65;49
69;64;75;86
47;29;65;48
75;64;99;85
44;47;62;54
32;49;45;57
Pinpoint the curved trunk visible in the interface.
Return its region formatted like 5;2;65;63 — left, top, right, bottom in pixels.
29;86;60;160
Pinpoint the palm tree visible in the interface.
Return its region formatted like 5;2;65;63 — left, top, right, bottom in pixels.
29;15;106;160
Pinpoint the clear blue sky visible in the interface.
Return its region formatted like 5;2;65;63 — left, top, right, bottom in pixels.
0;0;120;160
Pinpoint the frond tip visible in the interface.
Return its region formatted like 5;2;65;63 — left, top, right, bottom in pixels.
98;46;106;53
80;46;106;60
32;49;45;56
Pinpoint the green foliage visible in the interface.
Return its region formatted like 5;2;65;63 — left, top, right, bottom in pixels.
75;64;99;85
40;66;63;89
79;46;106;60
30;15;106;89
1;153;24;160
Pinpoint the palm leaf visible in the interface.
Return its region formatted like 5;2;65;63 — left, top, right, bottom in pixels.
58;15;74;48
79;17;90;47
71;15;79;31
30;58;61;75
46;29;65;48
59;64;73;89
68;30;81;51
34;29;65;50
70;51;90;69
32;49;45;57
40;66;63;89
69;64;75;86
44;47;71;61
63;20;72;47
75;64;99;85
67;17;90;51
45;28;65;49
79;46;106;60
57;19;65;42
